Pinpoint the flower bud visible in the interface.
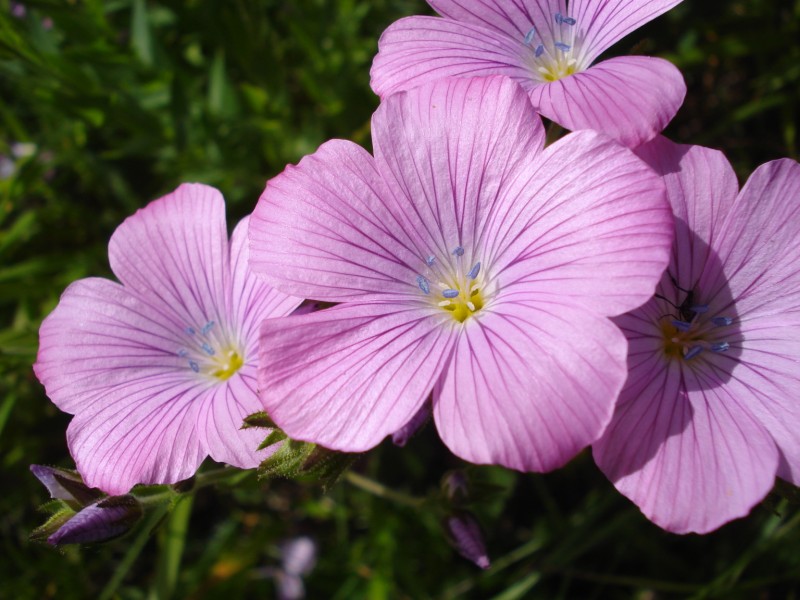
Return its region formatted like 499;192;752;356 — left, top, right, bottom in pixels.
47;495;143;545
445;512;490;569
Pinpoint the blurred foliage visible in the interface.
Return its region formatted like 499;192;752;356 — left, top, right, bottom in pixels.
0;0;799;598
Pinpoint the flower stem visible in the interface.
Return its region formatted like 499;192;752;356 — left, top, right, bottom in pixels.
344;471;425;509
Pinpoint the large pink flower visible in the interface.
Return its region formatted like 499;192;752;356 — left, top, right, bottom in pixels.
249;76;673;472
34;184;301;494
593;137;800;533
370;0;686;147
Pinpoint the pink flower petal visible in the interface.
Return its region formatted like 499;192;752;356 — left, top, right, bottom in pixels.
714;159;800;318
372;76;546;262
229;216;302;353
428;0;561;40
35;278;193;415
489;129;672;316
258;303;456;452
371;16;533;99
196;368;274;469
634;136;739;301
108;183;231;332
250;140;422;301
728;316;800;485
594;358;779;534
435;296;628;471
528;56;686;146
570;0;685;65
67;379;206;494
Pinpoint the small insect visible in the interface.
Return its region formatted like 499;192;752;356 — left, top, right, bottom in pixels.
656;275;706;323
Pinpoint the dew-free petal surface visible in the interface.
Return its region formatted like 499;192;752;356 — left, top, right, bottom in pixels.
435;296;627;471
258;303;456;452
571;0;685;65
594;357;778;534
488;129;672;315
373;76;546;268
108;183;230;332
528;56;685;147
250;140;421;302
371;16;530;99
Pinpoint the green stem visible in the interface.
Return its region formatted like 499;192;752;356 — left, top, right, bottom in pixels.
344;472;425;509
98;502;170;600
153;494;194;600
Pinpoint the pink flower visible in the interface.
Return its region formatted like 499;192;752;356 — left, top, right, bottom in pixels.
593;137;800;533
249;76;673;472
370;0;686;147
34;184;301;494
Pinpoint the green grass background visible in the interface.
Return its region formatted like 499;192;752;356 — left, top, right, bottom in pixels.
1;0;799;598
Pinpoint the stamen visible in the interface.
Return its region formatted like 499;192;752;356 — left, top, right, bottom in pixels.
712;316;733;327
443;289;460;299
201;342;215;356
185;327;196;335
178;349;188;357
467;262;481;279
524;27;536;45
452;246;465;257
684;346;704;360
189;360;200;373
426;255;436;267
554;42;571;52
671;319;692;332
535;44;545;58
711;342;730;353
467;301;476;311
690;305;709;314
417;275;431;294
438;300;452;307
201;321;215;334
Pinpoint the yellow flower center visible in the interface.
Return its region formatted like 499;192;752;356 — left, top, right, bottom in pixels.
211;349;244;380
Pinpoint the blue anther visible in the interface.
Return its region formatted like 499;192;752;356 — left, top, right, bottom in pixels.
562;16;576;25
417;275;431;294
443;289;460;298
178;349;188;357
671;319;692;332
555;12;563;23
524;27;536;45
201;342;215;356
467;262;481;279
185;327;196;335
535;44;545;57
201;321;215;334
425;255;436;267
189;360;200;373
711;342;730;353
684;346;704;360
555;42;571;52
452;246;465;257
712;316;733;327
690;304;709;314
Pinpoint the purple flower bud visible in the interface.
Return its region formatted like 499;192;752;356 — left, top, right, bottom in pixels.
445;513;490;569
48;495;142;545
30;464;102;507
391;400;431;447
